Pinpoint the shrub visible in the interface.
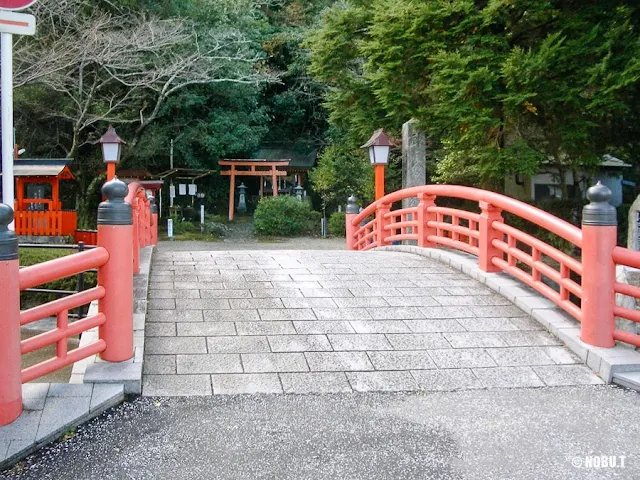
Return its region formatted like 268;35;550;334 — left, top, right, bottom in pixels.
254;196;319;236
308;210;323;234
173;220;199;235
204;222;230;237
328;211;346;237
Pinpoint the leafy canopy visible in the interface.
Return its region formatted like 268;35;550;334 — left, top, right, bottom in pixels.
306;0;640;192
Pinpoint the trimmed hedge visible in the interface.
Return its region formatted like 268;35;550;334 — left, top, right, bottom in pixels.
328;211;346;237
254;196;321;236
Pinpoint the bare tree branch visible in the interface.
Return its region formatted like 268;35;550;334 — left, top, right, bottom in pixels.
9;0;279;155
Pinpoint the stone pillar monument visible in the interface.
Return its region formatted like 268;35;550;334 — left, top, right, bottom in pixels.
402;119;426;209
401;119;426;245
627;194;640;251
615;194;640;341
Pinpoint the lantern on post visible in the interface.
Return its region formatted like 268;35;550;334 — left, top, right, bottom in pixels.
361;129;391;200
294;184;304;202
99;125;125;182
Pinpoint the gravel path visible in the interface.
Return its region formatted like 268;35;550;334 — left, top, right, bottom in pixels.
161;217;345;252
159;237;345;252
3;386;639;479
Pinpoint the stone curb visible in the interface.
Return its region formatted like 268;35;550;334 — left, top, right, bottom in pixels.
0;383;124;470
378;245;640;382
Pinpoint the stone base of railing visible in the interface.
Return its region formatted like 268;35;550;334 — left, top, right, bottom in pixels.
72;245;154;393
378;245;640;383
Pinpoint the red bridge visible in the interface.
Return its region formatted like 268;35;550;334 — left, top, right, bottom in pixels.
346;182;640;350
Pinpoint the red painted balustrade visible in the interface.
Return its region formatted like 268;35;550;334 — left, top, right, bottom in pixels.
346;183;640;350
0;177;158;426
13;210;78;237
125;182;156;274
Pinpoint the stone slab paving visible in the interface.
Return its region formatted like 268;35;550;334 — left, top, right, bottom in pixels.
142;249;605;395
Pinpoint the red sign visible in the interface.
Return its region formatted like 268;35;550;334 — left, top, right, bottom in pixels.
0;0;37;11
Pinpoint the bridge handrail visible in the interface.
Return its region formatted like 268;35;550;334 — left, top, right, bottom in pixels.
126;182;152;273
352;185;582;247
346;182;640;352
0;177;159;427
19;248;109;290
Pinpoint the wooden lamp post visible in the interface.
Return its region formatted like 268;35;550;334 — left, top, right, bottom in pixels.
361;129;391;200
99;125;125;182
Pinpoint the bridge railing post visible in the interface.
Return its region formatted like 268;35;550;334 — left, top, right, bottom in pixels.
98;178;134;362
417;192;437;248
478;201;504;272
0;204;23;426
376;202;391;247
143;194;151;247
131;196;140;274
149;195;158;246
580;182;617;347
345;195;359;250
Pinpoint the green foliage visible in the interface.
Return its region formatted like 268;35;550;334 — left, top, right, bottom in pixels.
310;143;374;209
204;222;230;237
306;0;640;192
172;220;199;235
617;203;631;248
253;196;319;236
503;200;583;253
328;211;346;237
19;248;97;308
128;83;270;172
19;247;76;269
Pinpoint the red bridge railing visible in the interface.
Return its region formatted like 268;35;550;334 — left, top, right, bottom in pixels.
125;181;157;273
346;182;639;350
0;177;158;426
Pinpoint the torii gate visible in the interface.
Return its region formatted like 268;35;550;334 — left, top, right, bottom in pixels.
219;159;289;221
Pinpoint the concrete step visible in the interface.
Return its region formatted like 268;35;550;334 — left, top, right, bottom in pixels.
613;372;640;392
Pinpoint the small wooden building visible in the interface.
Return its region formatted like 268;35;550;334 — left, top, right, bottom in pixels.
10;159;77;236
252;144;318;193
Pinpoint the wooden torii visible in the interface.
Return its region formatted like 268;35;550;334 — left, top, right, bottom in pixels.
219;159;290;220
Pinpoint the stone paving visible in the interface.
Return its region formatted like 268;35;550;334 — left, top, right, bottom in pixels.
142;250;603;395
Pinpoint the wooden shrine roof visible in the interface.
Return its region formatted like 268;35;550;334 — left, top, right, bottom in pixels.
252;145;317;170
2;159;74;179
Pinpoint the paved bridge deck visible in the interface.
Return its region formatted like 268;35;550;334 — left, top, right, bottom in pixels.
142;250;602;395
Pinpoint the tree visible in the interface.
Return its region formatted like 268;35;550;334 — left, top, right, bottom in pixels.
14;0;277;159
306;0;640;194
309;143;373;210
259;1;333;146
9;0;278;225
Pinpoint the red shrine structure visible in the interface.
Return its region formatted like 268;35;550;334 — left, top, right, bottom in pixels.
10;159;78;237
